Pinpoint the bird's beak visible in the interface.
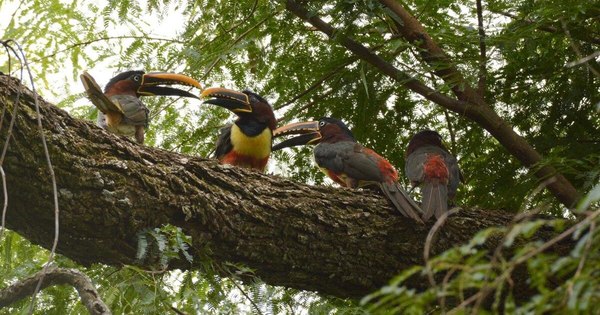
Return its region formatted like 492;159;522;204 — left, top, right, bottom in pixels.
272;121;322;151
201;87;252;113
137;72;202;99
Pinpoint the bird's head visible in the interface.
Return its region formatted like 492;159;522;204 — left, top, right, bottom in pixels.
271;117;355;151
406;130;448;156
104;70;202;99
201;87;276;131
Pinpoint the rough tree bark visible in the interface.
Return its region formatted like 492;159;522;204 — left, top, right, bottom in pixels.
0;75;571;300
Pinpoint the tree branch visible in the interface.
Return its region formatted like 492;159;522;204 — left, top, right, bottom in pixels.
0;265;111;315
0;75;574;300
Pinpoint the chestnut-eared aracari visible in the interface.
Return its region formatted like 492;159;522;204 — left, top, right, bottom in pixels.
405;130;462;221
80;70;202;144
273;117;423;223
201;88;276;172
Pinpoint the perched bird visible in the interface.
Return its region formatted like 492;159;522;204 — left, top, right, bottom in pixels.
405;130;462;221
80;70;202;144
201;88;276;172
273;117;423;223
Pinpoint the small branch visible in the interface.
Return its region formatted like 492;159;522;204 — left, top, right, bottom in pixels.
475;0;487;96
201;14;275;81
0;266;111;315
443;109;457;154
566;50;600;68
28;36;187;63
560;19;600;78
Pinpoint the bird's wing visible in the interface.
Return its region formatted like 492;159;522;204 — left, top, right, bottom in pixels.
443;151;462;198
80;71;124;114
344;146;390;182
111;95;149;127
214;124;233;160
314;141;384;181
313;141;348;174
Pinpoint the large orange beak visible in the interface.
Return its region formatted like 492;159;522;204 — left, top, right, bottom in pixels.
137;72;203;98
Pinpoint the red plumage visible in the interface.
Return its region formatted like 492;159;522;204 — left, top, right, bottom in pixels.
220;151;269;172
423;154;449;183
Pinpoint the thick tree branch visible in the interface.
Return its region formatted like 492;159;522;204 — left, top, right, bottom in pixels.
285;0;580;208
0;265;111;315
0;76;573;300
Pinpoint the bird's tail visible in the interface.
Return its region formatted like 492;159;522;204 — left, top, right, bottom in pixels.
379;182;424;224
80;71;124;114
421;180;448;221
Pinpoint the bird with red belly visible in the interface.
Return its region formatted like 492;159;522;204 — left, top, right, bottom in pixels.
273;117;423;223
405;130;462;221
201;88;276;172
80;70;202;144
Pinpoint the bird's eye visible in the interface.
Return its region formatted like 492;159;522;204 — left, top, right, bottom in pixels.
133;75;141;82
319;121;326;127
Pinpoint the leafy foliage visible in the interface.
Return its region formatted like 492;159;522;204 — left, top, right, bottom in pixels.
0;0;599;313
362;186;600;314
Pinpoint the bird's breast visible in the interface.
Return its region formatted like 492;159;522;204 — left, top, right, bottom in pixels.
230;124;272;159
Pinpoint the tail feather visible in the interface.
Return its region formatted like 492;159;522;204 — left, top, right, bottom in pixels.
421;181;448;221
380;182;424;224
80;71;124;114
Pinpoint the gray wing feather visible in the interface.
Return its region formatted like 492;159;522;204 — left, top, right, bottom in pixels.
110;95;149;127
80;71;124;114
315;142;384;182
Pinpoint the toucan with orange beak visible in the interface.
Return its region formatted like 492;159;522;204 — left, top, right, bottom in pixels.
80;70;202;144
405;130;462;221
273;117;423;223
201;88;276;172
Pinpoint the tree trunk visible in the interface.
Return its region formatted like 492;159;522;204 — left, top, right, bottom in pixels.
0;75;571;299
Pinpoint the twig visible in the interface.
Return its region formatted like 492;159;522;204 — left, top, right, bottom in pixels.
443;109;457;154
275;57;358;110
423;208;461;306
0;40;24;242
215;264;265;315
475;0;487;96
566;50;600;68
28;36;186;63
5;40;61;315
560;19;600;78
201;14;276;81
492;11;600;46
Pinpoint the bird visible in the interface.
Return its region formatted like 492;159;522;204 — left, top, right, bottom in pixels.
201;87;276;172
272;117;423;223
405;130;462;221
80;70;202;144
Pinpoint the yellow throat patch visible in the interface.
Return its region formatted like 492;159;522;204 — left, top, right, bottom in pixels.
230;124;272;159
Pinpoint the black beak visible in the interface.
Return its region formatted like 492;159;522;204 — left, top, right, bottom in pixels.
201;87;252;113
272;121;322;151
137;72;202;99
